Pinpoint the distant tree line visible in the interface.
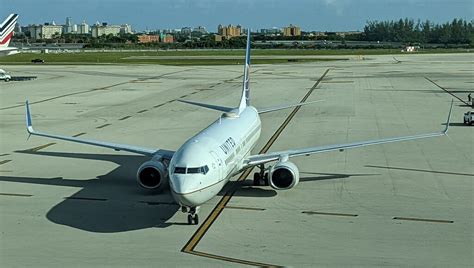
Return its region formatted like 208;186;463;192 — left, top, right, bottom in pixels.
362;18;473;44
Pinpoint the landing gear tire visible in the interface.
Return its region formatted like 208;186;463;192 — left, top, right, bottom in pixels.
186;207;199;225
253;172;261;186
187;214;198;225
253;172;269;186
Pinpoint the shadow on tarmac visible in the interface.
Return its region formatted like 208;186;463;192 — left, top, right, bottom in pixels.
2;150;286;232
365;164;474;177
5;151;179;232
299;172;380;182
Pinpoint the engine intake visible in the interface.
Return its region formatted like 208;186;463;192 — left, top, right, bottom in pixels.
137;160;168;190
269;161;299;190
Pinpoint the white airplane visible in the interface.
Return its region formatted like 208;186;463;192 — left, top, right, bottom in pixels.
25;30;452;225
0;14;19;57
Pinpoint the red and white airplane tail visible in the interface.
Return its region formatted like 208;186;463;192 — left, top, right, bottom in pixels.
1;14;19;49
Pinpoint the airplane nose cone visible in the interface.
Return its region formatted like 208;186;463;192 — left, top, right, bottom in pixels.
170;175;191;194
170;175;210;207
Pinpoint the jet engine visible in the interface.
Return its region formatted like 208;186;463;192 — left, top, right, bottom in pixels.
269;161;299;190
136;160;168;190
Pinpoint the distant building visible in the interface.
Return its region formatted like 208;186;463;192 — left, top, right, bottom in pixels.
63;17;73;34
78;21;90;34
181;27;192;35
27;23;63;39
260;27;282;35
90;22;131;37
217;24;241;39
193;26;207;34
160;34;174;43
138;34;160;43
214;34;223;42
14;22;21;34
120;24;132;34
283;24;301;37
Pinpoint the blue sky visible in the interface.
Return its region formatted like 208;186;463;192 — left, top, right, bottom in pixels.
3;0;473;32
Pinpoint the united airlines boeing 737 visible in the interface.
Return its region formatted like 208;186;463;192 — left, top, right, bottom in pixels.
25;30;452;225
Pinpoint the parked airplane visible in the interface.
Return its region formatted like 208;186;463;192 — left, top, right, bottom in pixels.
25;30;452;225
0;14;19;57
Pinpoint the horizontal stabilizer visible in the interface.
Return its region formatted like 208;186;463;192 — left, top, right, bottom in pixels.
178;99;234;113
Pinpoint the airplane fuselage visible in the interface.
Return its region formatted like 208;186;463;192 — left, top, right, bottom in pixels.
169;106;261;207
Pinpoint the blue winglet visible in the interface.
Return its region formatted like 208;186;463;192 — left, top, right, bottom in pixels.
443;99;453;134
25;100;34;134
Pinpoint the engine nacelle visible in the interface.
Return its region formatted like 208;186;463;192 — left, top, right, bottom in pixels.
136;160;168;190
269;161;300;190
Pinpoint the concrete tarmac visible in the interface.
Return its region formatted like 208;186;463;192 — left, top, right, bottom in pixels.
0;53;473;267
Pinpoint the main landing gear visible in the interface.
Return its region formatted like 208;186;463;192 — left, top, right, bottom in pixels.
253;164;269;186
182;206;199;225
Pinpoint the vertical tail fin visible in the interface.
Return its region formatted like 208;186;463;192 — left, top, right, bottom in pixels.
238;29;251;114
0;14;18;48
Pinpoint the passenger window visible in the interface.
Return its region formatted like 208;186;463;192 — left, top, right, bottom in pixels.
174;167;186;174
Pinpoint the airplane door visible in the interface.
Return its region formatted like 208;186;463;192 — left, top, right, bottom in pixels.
210;151;223;180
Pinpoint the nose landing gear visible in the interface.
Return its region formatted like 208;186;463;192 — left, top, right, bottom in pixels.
182;206;200;225
187;213;199;225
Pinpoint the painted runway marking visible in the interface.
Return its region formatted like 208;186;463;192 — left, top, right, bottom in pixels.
65;196;107;201
393;217;453;224
96;124;111;129
72;132;86;137
302;211;358;217
25;142;56;152
226;206;266;211
0;192;33;197
181;68;330;267
0;69;191;111
322;80;354;83
119;116;132;120
0;160;12;165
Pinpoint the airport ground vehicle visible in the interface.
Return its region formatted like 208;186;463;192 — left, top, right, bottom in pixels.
31;58;45;63
463;111;474;125
0;69;11;82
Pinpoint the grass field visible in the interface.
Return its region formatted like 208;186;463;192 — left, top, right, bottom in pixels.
0;48;471;65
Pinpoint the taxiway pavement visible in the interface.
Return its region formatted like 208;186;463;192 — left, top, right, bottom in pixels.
0;53;472;267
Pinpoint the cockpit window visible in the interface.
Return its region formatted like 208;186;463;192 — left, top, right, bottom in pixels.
174;165;209;175
187;167;200;174
202;165;209;174
174;167;186;174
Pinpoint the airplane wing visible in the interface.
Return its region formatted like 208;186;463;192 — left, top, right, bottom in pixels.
177;99;233;113
25;101;174;158
257;100;324;114
244;100;453;167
